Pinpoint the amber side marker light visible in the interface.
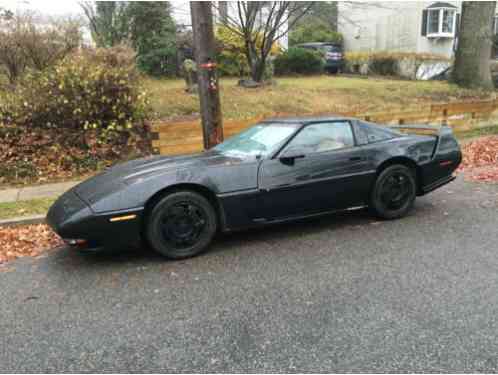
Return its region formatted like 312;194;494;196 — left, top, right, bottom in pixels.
109;214;137;222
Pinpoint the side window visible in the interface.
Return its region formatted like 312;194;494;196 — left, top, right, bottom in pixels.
284;122;355;155
359;122;397;143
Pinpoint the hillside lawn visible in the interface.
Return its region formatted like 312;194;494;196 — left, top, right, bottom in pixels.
145;75;495;121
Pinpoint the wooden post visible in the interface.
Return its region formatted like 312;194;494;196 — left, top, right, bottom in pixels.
190;1;224;149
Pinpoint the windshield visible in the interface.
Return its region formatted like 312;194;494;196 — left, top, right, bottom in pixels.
213;123;298;158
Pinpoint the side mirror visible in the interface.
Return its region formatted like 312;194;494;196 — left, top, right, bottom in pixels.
278;149;306;165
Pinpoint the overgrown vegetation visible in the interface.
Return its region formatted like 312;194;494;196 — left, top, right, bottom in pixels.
1;46;148;132
274;47;325;75
0;46;151;186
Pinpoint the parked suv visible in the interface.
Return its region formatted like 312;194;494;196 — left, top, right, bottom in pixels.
296;42;344;74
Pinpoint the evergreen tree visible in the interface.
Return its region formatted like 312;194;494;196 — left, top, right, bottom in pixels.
128;1;177;77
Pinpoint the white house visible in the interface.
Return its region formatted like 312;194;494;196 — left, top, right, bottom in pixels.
338;1;498;58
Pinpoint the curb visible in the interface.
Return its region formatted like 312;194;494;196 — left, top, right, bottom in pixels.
0;215;46;227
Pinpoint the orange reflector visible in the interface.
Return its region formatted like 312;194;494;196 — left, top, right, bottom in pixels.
109;214;137;222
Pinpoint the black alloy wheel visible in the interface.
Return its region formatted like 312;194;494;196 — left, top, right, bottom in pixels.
146;191;217;259
370;165;417;219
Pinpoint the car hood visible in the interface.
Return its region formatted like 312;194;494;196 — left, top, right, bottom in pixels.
73;150;246;206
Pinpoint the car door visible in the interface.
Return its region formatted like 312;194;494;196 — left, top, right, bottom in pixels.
253;121;373;220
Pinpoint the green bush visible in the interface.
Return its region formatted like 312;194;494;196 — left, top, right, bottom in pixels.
215;25;281;77
369;55;398;76
289;21;343;46
344;51;450;78
0;45;149;135
274;47;324;75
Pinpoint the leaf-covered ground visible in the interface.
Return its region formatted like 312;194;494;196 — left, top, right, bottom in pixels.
0;125;151;188
458;136;498;182
0;224;63;265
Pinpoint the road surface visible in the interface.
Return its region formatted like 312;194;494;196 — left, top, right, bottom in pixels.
1;177;498;372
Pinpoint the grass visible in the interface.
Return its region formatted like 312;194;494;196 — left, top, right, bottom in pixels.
144;75;494;121
455;124;498;141
0;197;54;220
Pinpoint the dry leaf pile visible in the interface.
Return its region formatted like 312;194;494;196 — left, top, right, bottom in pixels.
0;224;63;264
458;136;498;182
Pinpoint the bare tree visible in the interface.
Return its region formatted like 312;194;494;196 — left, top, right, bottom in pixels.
218;1;313;82
0;11;82;84
452;1;496;89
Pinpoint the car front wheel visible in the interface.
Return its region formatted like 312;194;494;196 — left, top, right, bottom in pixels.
370;165;417;220
146;191;218;259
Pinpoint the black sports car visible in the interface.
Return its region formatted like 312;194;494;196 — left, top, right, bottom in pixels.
47;117;462;259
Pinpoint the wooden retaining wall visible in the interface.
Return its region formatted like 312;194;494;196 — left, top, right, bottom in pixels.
151;98;498;155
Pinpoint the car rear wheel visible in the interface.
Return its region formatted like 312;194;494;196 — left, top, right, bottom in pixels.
146;191;217;259
370;165;416;220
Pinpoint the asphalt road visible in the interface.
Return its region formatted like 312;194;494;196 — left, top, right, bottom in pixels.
1;177;498;373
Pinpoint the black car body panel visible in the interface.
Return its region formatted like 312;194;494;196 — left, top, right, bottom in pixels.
46;116;462;252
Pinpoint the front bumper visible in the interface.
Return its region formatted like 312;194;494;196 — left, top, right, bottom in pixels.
47;191;144;252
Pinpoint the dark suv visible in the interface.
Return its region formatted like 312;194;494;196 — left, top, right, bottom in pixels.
296;42;344;74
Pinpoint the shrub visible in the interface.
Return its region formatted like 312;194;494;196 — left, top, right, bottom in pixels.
274;47;324;75
289;21;343;46
215;25;281;77
344;51;450;78
0;45;149;137
215;26;249;77
369;54;398;76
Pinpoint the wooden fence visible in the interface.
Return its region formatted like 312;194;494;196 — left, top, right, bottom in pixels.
151;98;498;155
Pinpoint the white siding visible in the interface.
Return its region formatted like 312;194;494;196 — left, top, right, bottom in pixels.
338;1;487;58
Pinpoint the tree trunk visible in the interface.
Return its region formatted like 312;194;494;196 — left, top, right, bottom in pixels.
452;1;496;89
250;59;266;82
190;2;224;149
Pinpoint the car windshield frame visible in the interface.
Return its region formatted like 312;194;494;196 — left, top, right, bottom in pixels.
213;122;301;159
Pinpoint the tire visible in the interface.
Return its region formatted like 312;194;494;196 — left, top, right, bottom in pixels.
145;191;217;259
370;165;417;220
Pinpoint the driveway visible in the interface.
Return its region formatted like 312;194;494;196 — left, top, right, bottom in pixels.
1;177;498;372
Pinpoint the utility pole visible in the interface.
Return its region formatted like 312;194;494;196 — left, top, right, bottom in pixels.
190;1;224;149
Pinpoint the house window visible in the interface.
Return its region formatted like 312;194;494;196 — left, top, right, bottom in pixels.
442;9;455;33
423;3;458;38
428;9;440;34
